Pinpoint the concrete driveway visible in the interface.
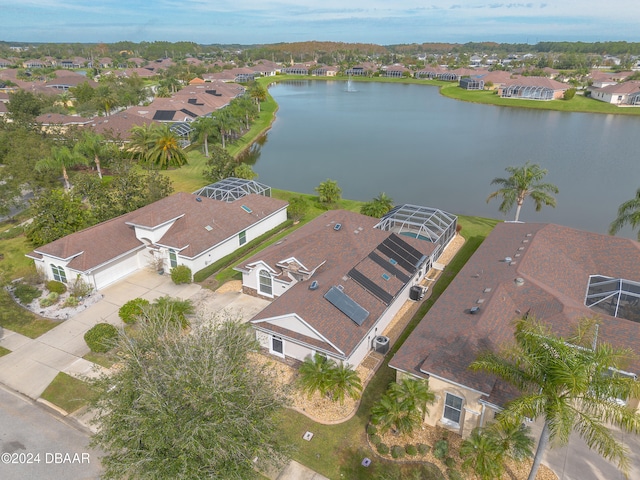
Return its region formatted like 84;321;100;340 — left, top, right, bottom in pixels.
0;270;269;400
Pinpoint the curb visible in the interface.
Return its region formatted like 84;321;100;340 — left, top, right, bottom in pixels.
36;397;69;416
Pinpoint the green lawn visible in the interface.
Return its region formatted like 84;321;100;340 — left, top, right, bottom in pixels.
40;372;97;413
83;350;120;369
0;289;59;338
0;233;39;280
440;83;640;115
276;215;498;480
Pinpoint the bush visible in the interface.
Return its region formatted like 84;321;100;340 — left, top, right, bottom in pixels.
46;280;67;294
68;275;93;298
391;445;405;459
445;456;456;468
447;469;464;480
417;443;430;455
63;295;79;308
84;323;118;353
0;225;24;240
433;439;449;460
39;292;60;307
366;423;378;435
13;283;42;304
405;444;418;456
287;196;308;222
170;265;192;284
376;443;389;455
118;298;150;324
22;267;46;286
369;434;381;445
563;88;576;100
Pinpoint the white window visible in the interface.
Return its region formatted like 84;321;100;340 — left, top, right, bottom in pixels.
271;336;284;357
239;230;247;246
169;249;177;268
259;270;273;296
443;393;463;425
51;265;67;283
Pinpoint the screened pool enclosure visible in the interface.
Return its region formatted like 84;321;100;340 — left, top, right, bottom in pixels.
193;178;271;202
375;204;457;260
585;275;640;323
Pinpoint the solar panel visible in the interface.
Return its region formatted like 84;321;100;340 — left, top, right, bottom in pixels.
368;252;410;283
377;242;415;273
388;234;424;264
153;110;176;121
324;286;369;326
241;205;252;213
348;268;394;305
180;108;198;118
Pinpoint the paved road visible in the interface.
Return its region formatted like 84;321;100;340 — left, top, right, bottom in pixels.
0;385;103;480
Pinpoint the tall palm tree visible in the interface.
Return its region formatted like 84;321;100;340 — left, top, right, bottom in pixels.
214;108;242;150
77;131;108;179
609;188;640;240
192;115;220;158
328;363;362;405
470;316;640;480
249;83;267;112
128;123;155;163
35;145;88;191
486;162;559;222
388;377;435;422
147;124;188;170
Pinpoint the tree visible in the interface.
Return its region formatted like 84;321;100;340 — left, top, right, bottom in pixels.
77;131;109;179
470;316;640;480
298;354;334;399
361;192;394;218
388;377;435;422
315;179;342;204
36;145;88;191
89;316;289;480
486;162;559;222
94;85;117;116
328;363;362;405
460;428;504;480
609;188;640;240
233;163;257;180
249;83;268;112
370;390;422;435
7;90;45;123
128;123;155;163
192;115;220;158
25;189;93;246
287;196;308;223
214;108;242;150
147;124;188;170
203;145;236;182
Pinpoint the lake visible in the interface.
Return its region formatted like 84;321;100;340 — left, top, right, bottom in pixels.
248;80;639;238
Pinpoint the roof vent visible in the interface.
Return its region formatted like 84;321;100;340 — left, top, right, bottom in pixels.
483;287;492;293
309;281;319;290
515;277;525;287
469;306;480;314
204;225;213;231
334;223;342;231
504;257;512;263
196;197;202;202
476;298;485;304
337;284;344;291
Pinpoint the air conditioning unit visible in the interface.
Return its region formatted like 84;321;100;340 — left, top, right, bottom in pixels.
409;285;425;301
373;336;390;354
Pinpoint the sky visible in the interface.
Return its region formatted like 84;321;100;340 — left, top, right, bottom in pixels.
1;1;640;45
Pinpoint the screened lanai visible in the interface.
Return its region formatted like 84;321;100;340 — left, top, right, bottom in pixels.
374;204;457;260
193;177;271;202
502;85;554;100
585;275;640;323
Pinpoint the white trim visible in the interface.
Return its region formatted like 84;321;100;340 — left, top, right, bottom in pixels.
420;370;489;397
270;335;285;358
442;391;464;426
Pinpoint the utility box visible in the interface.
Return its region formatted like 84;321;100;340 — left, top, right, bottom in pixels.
409;285;425;301
374;336;390;354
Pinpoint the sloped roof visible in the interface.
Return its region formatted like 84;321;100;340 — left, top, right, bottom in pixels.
245;210;435;359
597;80;640;95
390;222;640;406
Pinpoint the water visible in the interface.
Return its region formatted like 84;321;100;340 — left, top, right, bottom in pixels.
248;80;640;237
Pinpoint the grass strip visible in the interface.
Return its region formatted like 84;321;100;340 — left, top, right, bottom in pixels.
40;372;97;413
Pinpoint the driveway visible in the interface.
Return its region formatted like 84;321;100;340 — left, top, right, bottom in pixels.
0;270;269;400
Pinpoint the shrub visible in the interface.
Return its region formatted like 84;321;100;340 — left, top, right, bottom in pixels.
152;296;194;328
447;469;464;480
376;443;389;455
445;456;456;468
391;445;405;459
417;443;431;455
170;265;192;285
39;292;59;307
369;434;381;446
84;323;118;353
287;196;308;222
22;267;46;286
433;439;449;460
118;298;150;324
563;88;576;100
63;295;79;308
0;225;24;240
366;424;378;435
46;280;67;294
68;275;93;298
13;283;42;304
405;444;418;456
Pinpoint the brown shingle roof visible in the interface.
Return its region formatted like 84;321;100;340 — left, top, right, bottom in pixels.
390;222;640;406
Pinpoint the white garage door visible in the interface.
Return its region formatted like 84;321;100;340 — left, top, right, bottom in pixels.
93;252;140;290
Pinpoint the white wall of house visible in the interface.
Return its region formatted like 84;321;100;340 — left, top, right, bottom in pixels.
591;89;624;104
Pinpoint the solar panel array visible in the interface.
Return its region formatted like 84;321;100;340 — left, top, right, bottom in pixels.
348;268;394;305
368;251;410;283
153;110;176;121
324;286;370;326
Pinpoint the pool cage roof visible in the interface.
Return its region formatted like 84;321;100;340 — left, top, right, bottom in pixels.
585;275;640;323
192;177;271;203
502;85;553;100
374;204;457;245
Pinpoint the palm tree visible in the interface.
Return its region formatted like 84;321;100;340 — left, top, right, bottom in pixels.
486;162;559;222
77;131;108;179
609;188;640;240
328;363;362;405
470;316;640;480
192;115;220;158
361;192;394;218
249;83;268;112
370;392;422;435
460;428;504;480
298;354;334;399
94;85;117;116
128;123;155;164
35;145;88;191
147;124;188;170
213;108;242;150
388;377;435;422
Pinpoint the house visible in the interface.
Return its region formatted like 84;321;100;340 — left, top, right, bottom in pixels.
590;81;640;106
390;222;640;438
27;182;288;291
237;205;457;368
312;66;338;77
345;63;377;77
498;76;568;100
0;58;12;68
382;65;409;78
282;64;310;75
459;78;484;90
